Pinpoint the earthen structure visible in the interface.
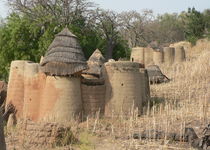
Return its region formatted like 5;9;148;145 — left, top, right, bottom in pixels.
5;28;151;125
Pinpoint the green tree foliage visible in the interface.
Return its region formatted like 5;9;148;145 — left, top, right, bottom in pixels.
183;8;205;44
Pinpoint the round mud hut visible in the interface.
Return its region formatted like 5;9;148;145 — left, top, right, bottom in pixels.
130;47;145;64
39;28;87;122
103;61;143;117
6;61;26;118
163;47;175;65
82;49;106;117
174;46;186;63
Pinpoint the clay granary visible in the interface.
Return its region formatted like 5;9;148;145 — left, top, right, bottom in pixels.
5;28;150;123
131;46;186;66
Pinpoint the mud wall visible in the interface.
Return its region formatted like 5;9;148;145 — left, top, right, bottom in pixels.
81;83;105;117
39;76;83;122
103;61;143;117
6;61;26;118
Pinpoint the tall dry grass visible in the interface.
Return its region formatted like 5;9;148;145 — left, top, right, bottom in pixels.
81;48;209;149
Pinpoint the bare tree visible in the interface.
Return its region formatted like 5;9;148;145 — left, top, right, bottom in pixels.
118;10;155;48
90;9;121;60
7;0;94;26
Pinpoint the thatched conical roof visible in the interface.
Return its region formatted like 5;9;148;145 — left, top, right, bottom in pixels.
83;49;105;77
40;28;87;76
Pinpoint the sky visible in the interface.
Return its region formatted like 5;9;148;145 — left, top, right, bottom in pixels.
0;0;209;18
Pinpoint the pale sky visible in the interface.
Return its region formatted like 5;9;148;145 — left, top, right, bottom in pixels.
0;0;209;18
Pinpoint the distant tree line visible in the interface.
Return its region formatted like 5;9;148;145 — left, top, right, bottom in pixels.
0;0;209;80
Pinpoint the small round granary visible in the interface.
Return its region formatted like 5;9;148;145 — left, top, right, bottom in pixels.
130;47;145;64
103;61;143;117
174;46;186;63
39;28;87;122
163;47;175;65
81;49;106;117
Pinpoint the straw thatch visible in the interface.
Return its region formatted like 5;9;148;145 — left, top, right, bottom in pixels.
83;49;105;77
40;28;87;75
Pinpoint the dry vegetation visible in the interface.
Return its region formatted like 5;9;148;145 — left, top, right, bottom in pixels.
6;40;210;150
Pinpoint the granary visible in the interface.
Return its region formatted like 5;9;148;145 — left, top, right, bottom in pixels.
131;46;186;66
39;27;88;122
81;49;106;117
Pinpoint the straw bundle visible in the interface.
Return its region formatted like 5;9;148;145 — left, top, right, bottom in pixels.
174;46;186;63
130;47;145;64
83;49;105;77
163;47;175;65
41;28;87;75
103;61;142;117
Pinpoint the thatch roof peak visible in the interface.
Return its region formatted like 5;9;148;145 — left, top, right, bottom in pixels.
82;49;105;77
40;28;87;76
57;27;77;38
88;49;105;63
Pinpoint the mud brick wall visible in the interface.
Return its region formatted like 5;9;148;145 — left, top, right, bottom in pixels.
18;120;73;148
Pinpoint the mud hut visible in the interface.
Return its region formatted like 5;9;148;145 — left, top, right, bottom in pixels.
82;49;106;117
163;47;175;65
130;47;145;64
103;61;143;117
174;46;186;63
6;61;25;118
39;28;87;122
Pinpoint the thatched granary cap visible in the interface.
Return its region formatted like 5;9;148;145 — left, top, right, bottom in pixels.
40;28;87;76
83;49;105;76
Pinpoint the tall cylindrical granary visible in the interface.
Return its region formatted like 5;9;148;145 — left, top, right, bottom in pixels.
6;61;26;118
103;61;143;117
163;47;175;65
174;46;186;63
153;50;163;65
39;76;83;122
23;62;40;121
39;28;87;122
130;47;145;64
144;47;154;66
82;49;106;117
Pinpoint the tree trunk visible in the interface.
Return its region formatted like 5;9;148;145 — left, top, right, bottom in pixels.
105;39;115;60
0;110;6;150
